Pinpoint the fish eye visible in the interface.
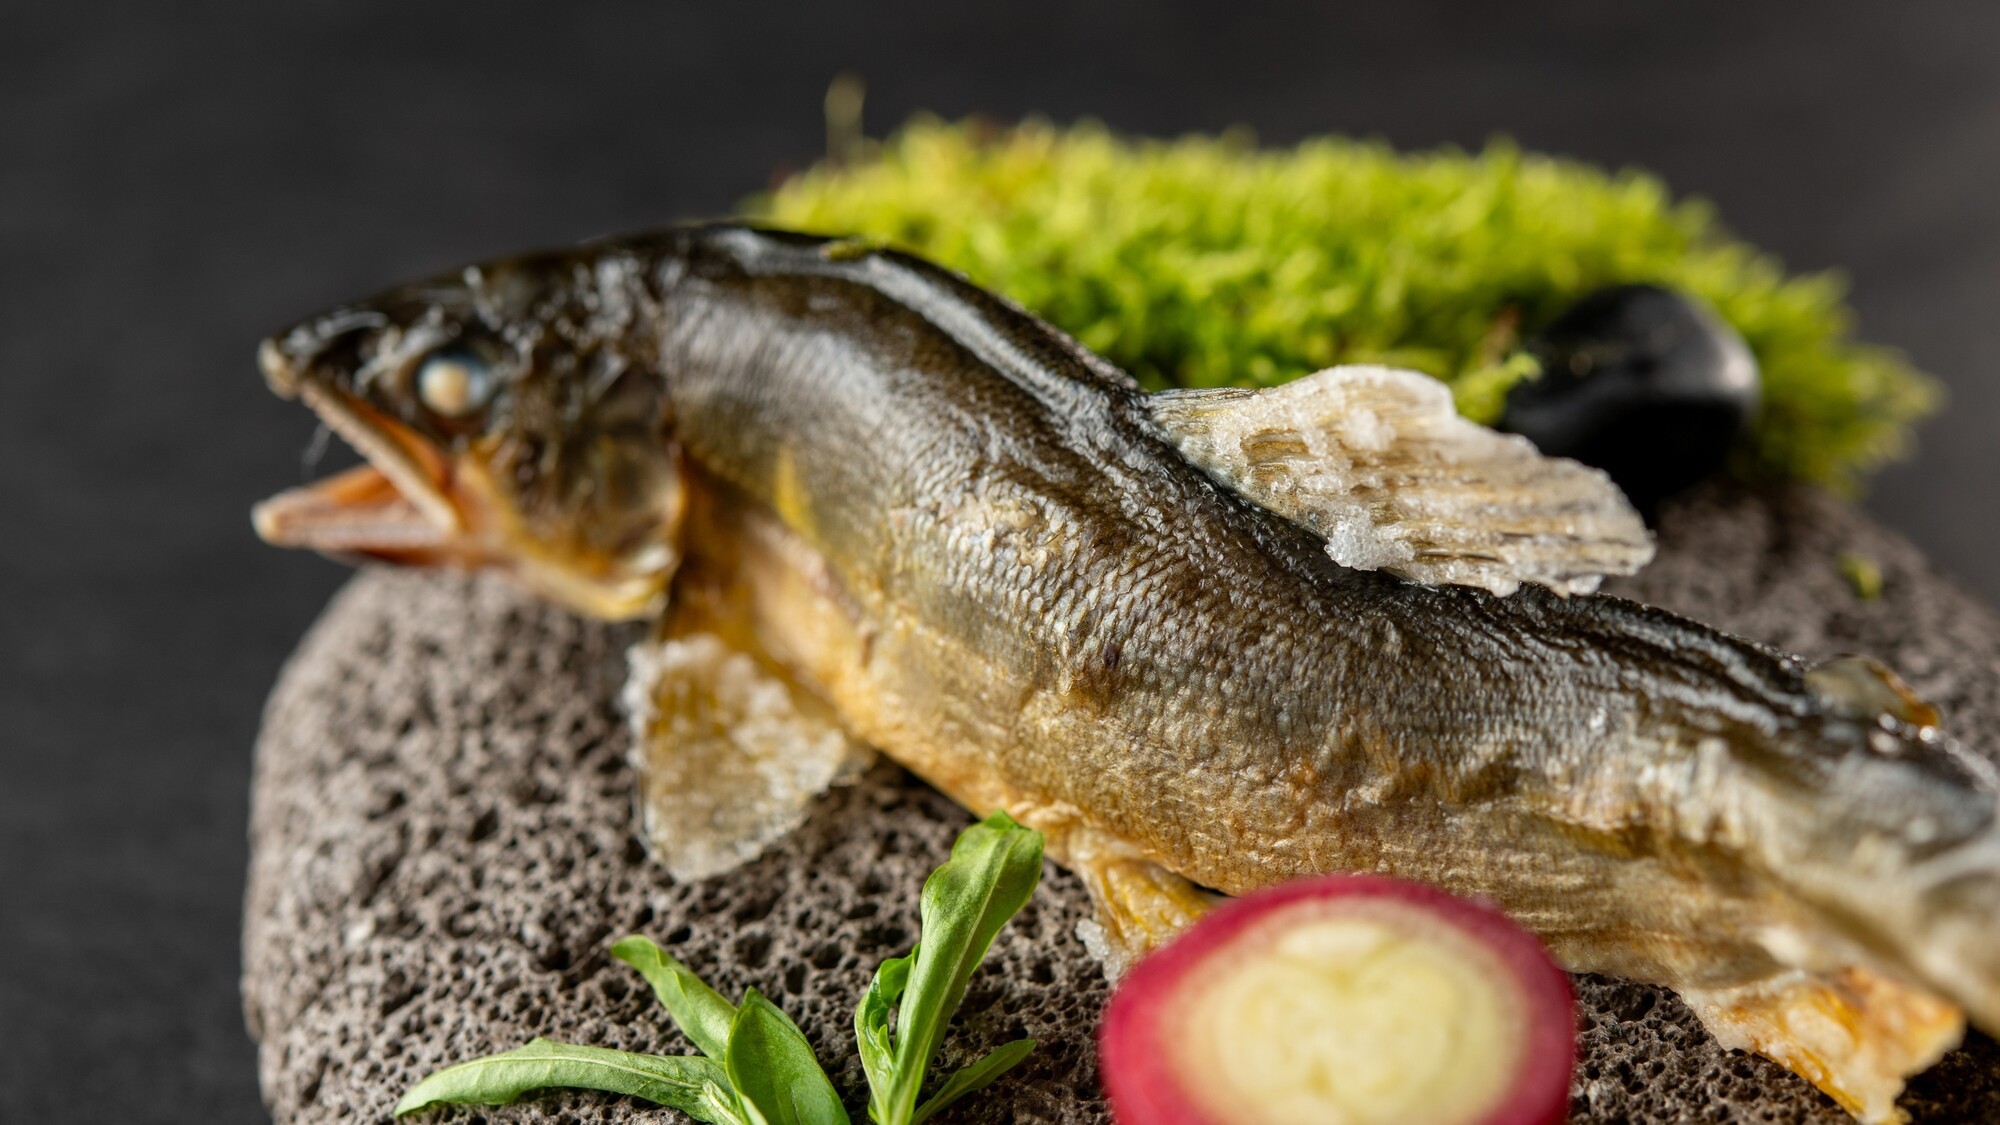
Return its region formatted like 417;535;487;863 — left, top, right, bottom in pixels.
416;349;495;418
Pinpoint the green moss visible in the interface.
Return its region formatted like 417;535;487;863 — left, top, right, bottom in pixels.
747;117;1939;491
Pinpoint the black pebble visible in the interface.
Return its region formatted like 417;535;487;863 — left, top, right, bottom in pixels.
1500;284;1759;516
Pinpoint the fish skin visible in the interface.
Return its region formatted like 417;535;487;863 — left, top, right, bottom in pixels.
256;223;2000;1116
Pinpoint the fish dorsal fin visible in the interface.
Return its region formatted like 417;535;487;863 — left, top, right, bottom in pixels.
1148;365;1654;596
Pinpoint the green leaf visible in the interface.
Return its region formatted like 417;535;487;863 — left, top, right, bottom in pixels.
726;989;850;1125
611;933;738;1059
706;1079;753;1125
867;811;1044;1125
911;1038;1036;1124
393;1037;745;1123
854;945;916;1101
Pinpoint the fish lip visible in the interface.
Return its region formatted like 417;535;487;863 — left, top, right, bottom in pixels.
252;369;468;553
258;337;300;398
252;462;455;553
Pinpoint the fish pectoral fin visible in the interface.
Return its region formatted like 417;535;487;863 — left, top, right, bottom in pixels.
621;630;874;882
1148;365;1653;595
1065;837;1219;980
1678;967;1964;1124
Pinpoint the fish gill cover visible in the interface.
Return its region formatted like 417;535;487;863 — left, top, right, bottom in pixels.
749;116;1938;493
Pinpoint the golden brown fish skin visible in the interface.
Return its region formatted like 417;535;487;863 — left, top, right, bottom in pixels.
639;228;1999;1020
258;225;2000;1040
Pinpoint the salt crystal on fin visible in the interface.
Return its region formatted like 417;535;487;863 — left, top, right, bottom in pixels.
1148;365;1655;596
1075;917;1131;982
622;633;873;881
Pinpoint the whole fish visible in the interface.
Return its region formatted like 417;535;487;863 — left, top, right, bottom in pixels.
253;224;2000;1122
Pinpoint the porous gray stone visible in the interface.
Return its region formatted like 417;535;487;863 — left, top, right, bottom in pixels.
243;482;2000;1123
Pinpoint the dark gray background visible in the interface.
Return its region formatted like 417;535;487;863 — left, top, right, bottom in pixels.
5;2;1996;1120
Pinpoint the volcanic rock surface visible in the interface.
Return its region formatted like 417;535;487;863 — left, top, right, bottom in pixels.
243;482;2000;1123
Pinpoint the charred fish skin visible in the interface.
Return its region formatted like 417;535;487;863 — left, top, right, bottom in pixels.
256;223;2000;1116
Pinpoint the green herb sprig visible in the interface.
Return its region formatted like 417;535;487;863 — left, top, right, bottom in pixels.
394;811;1045;1124
856;811;1044;1124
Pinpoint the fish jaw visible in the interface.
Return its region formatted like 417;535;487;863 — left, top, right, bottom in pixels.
253;382;469;559
253;368;677;621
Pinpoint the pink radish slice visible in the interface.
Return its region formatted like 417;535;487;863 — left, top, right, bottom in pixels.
1099;874;1575;1125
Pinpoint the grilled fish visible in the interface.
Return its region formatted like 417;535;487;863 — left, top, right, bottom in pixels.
253;224;2000;1122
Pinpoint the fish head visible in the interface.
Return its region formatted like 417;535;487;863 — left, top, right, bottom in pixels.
252;247;684;621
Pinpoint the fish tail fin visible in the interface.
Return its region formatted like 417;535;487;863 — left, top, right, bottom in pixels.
1789;657;2000;1032
1904;827;2000;1032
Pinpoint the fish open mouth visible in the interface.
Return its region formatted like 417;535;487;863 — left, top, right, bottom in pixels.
251;344;472;560
251;337;679;620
